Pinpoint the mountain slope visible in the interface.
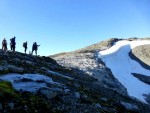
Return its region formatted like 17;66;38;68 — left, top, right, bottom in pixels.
51;38;127;95
52;38;150;112
0;38;150;112
99;40;150;103
0;50;110;112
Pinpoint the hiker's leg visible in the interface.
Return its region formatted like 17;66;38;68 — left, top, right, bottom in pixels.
25;48;27;54
14;46;15;52
32;49;34;55
11;45;13;50
5;46;7;51
35;50;37;56
13;46;15;52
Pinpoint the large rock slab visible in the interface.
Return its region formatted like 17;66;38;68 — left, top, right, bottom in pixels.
130;45;150;69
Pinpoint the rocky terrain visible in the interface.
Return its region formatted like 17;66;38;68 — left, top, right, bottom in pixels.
130;44;150;69
0;38;149;113
51;38;150;112
132;45;150;66
51;38;127;94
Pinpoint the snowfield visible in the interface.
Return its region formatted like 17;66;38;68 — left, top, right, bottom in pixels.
99;40;150;103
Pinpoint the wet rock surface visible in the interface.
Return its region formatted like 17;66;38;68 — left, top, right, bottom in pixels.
132;73;150;85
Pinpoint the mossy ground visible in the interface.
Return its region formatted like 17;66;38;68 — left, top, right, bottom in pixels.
0;81;53;113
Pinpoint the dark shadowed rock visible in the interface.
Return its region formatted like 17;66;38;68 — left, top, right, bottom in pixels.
39;89;58;99
120;101;138;111
143;94;150;104
8;65;24;73
132;73;150;85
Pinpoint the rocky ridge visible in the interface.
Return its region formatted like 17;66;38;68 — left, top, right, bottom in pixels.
0;38;149;112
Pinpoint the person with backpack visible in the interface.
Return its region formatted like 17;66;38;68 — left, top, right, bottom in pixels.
2;38;7;51
32;42;40;56
23;41;28;54
10;38;13;51
10;36;16;52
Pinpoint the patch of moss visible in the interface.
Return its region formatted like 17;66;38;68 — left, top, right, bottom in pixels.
0;81;52;113
0;81;19;100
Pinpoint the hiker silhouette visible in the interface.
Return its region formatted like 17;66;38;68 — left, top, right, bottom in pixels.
23;41;28;54
10;36;16;52
2;38;7;51
32;42;40;56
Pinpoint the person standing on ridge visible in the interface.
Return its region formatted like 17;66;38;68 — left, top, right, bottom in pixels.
32;42;40;56
2;38;7;51
10;36;16;52
10;38;13;51
23;41;28;54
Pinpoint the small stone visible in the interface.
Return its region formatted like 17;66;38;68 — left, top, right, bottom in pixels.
64;89;70;94
8;65;24;73
12;58;20;63
8;102;14;110
95;103;102;109
75;92;80;99
0;67;3;71
41;67;47;71
121;102;138;110
40;89;58;99
34;110;38;113
100;98;108;102
82;94;88;100
103;107;117;112
0;103;2;110
25;61;34;65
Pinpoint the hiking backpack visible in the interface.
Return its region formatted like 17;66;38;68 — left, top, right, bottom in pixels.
2;40;6;45
23;42;25;47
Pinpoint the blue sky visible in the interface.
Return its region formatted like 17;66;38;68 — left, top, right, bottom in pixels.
0;0;150;56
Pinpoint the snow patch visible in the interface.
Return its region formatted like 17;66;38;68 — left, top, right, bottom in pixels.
99;40;150;103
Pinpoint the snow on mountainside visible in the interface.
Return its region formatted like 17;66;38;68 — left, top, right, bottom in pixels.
52;38;150;112
3;49;150;112
0;38;150;112
99;40;150;103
